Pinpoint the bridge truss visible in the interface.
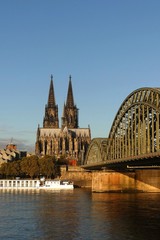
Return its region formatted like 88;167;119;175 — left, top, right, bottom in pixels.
84;88;160;169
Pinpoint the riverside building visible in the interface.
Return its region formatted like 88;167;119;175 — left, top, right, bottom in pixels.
35;75;91;164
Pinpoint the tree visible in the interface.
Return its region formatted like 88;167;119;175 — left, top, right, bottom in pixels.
38;156;56;179
0;155;60;179
10;160;22;177
0;163;10;178
20;155;39;179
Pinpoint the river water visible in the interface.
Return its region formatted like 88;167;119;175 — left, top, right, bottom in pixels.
0;189;160;240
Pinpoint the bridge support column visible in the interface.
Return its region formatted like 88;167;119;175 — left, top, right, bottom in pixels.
92;169;160;192
92;171;136;192
136;169;160;192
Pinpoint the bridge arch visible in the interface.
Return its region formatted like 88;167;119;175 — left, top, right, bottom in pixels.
108;87;160;160
84;138;107;165
85;87;160;166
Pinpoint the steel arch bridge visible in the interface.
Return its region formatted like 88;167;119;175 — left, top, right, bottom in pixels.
84;87;160;169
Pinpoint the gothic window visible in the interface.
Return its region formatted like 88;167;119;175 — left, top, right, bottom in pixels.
65;138;69;151
44;140;47;155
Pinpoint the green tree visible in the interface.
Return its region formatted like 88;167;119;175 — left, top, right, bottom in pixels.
0;155;61;179
20;155;39;179
10;160;22;177
0;163;9;178
38;156;56;179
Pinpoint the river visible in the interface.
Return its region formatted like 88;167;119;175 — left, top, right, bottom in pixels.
0;189;160;240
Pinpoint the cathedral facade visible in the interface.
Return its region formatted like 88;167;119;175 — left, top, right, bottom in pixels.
35;75;91;164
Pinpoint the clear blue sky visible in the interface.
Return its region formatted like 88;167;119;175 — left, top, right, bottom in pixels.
0;0;160;152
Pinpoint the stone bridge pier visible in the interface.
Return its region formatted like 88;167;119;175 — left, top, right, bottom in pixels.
60;166;160;192
92;169;160;192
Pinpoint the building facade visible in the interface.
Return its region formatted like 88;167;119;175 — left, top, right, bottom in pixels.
0;144;27;166
35;75;91;164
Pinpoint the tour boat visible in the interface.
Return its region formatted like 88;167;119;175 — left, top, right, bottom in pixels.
39;180;74;190
0;179;74;190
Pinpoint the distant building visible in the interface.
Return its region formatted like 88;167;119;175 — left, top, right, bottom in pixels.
35;75;91;164
0;144;27;166
6;143;17;151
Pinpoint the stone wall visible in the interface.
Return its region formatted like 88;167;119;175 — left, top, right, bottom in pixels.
92;169;160;192
136;169;160;192
92;171;136;192
60;166;160;192
60;166;92;188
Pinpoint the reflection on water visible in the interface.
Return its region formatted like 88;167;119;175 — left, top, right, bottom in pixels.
0;189;160;240
91;193;160;240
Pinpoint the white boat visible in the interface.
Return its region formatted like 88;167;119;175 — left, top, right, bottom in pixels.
0;179;74;190
39;180;74;190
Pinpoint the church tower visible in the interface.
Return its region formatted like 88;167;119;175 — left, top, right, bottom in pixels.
43;75;59;128
61;75;79;129
35;75;91;164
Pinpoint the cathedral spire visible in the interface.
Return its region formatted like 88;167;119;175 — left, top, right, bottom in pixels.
48;75;56;108
43;75;59;128
61;75;79;128
61;102;66;129
66;75;74;107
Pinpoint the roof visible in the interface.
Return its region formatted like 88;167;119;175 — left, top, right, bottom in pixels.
0;147;20;163
39;127;91;138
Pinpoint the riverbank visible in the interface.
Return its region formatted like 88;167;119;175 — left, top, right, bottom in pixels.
60;166;160;193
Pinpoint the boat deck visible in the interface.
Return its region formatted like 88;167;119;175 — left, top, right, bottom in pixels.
0;179;39;189
0;179;74;189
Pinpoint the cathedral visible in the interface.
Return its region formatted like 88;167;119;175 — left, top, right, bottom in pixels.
35;75;91;164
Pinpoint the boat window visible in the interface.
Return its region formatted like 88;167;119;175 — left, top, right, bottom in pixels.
17;181;20;187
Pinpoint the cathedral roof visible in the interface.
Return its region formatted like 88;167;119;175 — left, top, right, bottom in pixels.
40;128;61;137
69;128;91;137
39;127;90;138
